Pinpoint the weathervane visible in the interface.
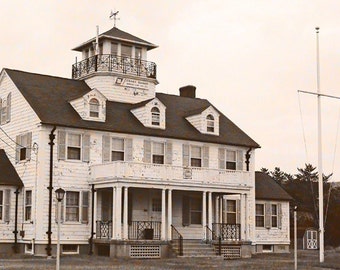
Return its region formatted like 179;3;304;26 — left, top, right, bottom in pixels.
110;10;120;27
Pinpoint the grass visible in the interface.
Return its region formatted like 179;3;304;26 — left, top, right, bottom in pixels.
0;250;339;269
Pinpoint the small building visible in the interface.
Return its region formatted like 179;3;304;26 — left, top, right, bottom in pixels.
254;172;293;253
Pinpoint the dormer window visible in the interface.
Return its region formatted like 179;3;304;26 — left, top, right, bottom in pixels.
89;98;99;118
206;114;214;132
151;107;160;126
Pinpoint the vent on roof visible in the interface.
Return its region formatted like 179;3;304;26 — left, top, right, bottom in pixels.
179;85;196;98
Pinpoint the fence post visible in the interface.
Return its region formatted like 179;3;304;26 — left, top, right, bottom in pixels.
179;235;183;256
218;236;222;256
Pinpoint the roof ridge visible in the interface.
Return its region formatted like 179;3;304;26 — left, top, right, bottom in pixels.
4;68;77;82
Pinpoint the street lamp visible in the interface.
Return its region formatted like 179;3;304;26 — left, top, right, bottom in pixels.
55;188;65;270
294;206;298;270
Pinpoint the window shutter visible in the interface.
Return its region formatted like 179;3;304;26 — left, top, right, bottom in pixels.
203;145;209;168
102;135;111;162
278;203;282;229
182;144;189;167
82;134;90;162
81;191;89;223
57;131;66;160
218;148;225;169
143;140;151;163
4;189;11;222
236;199;241;224
237;150;244;171
15;135;20;163
26;132;32;161
124;138;133;161
0;98;2;125
165;141;172;165
265;202;271;229
6;93;11;122
182;196;190;226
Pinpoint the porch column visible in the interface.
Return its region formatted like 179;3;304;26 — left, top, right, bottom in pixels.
202;191;207;240
123;187;128;239
208;192;212;230
93;189;97;238
215;195;219;224
115;186;122;239
161;189;166;240
167;189;172;240
219;196;223;223
243;193;248;241
111;187;116;239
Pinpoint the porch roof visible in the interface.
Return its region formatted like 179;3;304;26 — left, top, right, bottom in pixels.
0;149;23;187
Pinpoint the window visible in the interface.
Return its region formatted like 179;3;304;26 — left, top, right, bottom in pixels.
65;191;80;222
271;204;278;228
0;191;3;220
111;42;118;55
190;197;202;224
206;114;214;132
89;98;99;117
16;132;32;162
151;107;160;126
62;244;79;254
218;148;243;171
226;150;236;170
25;190;32;221
111;138;124;161
225;200;237;224
121;45;132;58
135;47;142;60
190;146;202;167
67;134;81;160
152;142;164;164
152;198;162;212
0;98;6;124
256;204;265;227
263;245;273;252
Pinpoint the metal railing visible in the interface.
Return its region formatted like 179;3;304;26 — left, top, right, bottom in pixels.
171;225;183;256
128;221;161;240
72;54;157;79
205;225;221;255
96;220;112;239
212;223;241;241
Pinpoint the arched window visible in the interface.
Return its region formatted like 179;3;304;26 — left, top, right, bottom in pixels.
89;98;99;117
206;114;214;132
151;107;160;126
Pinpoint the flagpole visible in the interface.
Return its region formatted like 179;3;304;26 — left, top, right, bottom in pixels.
316;26;324;263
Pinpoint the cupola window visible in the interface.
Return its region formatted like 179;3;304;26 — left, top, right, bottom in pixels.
89;98;99;117
206;114;215;132
151;107;160;126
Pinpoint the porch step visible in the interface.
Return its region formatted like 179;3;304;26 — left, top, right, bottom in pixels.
170;239;222;258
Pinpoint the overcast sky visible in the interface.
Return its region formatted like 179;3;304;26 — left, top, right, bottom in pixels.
1;0;340;181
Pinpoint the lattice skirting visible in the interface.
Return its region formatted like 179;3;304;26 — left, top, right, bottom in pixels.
221;246;241;259
129;245;161;258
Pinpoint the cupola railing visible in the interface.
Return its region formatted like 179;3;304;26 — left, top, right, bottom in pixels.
72;54;157;79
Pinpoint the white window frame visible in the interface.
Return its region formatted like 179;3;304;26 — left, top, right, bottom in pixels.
66;133;82;161
89;98;100;118
25;190;32;222
255;203;265;228
271;204;278;228
226;150;237;170
262;245;273;253
0;190;3;221
151;107;160;126
62;244;79;254
206;114;215;132
0;99;7;125
17;132;32;162
189;197;202;225
152;142;165;164
190;145;202;167
111;137;125;161
65;191;80;222
223;200;237;224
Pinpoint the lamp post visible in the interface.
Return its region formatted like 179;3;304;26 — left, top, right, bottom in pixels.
294;206;298;270
55;188;65;270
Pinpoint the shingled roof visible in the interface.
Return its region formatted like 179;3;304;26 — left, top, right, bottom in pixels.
4;68;260;148
0;149;23;187
255;171;293;201
73;27;157;51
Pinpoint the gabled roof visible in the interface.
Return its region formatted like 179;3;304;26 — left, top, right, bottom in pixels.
4;68;260;148
0;149;23;187
255;171;293;201
73;27;158;51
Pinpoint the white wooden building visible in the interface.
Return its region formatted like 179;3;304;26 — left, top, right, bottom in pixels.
0;25;291;259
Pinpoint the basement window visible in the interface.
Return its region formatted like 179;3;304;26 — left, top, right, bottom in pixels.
262;245;273;253
62;244;79;254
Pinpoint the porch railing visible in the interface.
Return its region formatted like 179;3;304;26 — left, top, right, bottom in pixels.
171;225;183;256
128;221;161;240
72;54;157;79
96;220;112;239
212;223;241;241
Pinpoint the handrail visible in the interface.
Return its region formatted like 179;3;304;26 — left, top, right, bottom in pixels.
205;225;218;242
171;225;183;256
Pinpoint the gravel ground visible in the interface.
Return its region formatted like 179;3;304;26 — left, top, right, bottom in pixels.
0;250;339;270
